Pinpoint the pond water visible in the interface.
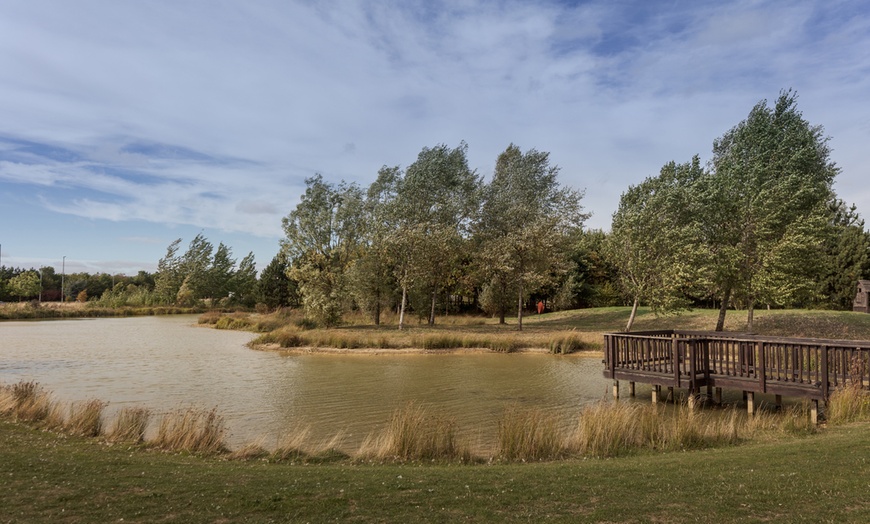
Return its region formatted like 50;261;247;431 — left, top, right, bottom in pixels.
0;315;615;452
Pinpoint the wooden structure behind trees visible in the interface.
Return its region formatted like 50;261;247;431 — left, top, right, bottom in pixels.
853;280;870;313
604;330;870;423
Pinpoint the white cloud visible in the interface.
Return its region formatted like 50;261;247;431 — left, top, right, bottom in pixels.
1;0;869;247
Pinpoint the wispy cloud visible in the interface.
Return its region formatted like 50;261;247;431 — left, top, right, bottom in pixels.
1;0;869;255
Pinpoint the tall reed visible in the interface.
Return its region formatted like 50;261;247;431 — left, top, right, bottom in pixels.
496;405;565;461
0;381;58;424
106;407;152;443
826;386;870;424
64;399;106;437
152;408;228;455
359;402;469;461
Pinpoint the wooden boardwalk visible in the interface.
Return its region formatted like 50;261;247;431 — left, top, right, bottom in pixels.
603;330;870;421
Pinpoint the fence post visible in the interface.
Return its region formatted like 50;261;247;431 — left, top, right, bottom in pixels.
758;341;766;393
672;336;680;389
820;345;829;401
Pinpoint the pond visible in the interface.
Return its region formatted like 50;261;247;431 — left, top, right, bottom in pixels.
1;315;614;452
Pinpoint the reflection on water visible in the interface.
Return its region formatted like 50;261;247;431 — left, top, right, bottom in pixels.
1;316;613;451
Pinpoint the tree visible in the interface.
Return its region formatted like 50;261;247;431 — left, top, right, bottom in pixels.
206;242;236;305
816;200;870;309
703;90;838;331
154;239;184;304
8;270;41;301
608;157;708;331
389;143;481;328
180;233;214;303
346;166;402;325
281;174;364;326
258;252;297;309
231;251;258;307
475;144;587;329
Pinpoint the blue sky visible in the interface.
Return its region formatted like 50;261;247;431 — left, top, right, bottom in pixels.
1;0;869;275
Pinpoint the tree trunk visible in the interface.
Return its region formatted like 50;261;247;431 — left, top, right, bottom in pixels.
498;309;506;325
429;289;436;325
625;296;639;332
517;283;524;331
374;297;381;326
398;283;407;330
747;301;755;332
715;287;731;332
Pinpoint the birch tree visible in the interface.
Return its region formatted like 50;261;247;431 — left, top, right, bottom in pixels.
476;144;587;330
608;157;707;331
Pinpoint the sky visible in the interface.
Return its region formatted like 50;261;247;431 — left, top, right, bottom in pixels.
1;0;869;275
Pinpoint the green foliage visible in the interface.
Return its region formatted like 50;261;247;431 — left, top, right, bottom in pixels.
282;174;364;327
704;89;838;329
258;252;297;309
476;144;587;329
7;270;41;300
608;157;708;330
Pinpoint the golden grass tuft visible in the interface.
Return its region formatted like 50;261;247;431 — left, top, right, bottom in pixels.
228;438;270;461
826;386;870;425
152;408;228;455
0;381;59;424
106;406;152;443
359;402;470;461
496;405;566;461
64;399;106;437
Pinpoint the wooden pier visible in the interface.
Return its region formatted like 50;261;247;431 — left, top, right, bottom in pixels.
604;330;870;422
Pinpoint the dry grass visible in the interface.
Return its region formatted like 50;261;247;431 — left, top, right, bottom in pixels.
826;386;870;424
496;405;566;461
106;407;152;443
228;438;270;461
152;408;228;455
0;381;58;424
359;402;470;462
64;399;106;437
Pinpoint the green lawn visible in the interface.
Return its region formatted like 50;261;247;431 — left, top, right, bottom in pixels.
2;419;868;523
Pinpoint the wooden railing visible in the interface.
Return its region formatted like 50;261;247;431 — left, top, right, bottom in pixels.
604;330;870;400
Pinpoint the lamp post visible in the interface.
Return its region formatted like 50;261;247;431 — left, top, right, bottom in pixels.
61;256;66;303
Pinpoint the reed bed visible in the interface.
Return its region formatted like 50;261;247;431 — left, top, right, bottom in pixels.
497;405;565;460
152;408;228;455
0;381;58;423
826;385;870;424
359;402;471;462
106;407;152;443
0;380;861;463
64;399;106;437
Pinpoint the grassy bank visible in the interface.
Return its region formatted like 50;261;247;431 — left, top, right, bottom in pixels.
2;417;868;522
208;306;870;353
0;301;205;320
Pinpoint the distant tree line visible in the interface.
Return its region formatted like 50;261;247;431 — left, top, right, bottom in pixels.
3;90;867;324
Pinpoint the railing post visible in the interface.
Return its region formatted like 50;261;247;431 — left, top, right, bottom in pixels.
758;341;766;393
821;344;829;401
672;335;680;389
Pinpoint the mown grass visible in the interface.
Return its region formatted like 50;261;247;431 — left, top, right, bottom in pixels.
1;417;868;523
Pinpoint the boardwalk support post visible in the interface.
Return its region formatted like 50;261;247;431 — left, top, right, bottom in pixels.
613;380;619;400
810;399;819;425
651;385;660;404
629;382;636;397
747;391;755;416
714;387;722;404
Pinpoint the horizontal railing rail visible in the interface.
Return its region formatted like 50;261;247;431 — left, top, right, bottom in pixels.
604;330;870;400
